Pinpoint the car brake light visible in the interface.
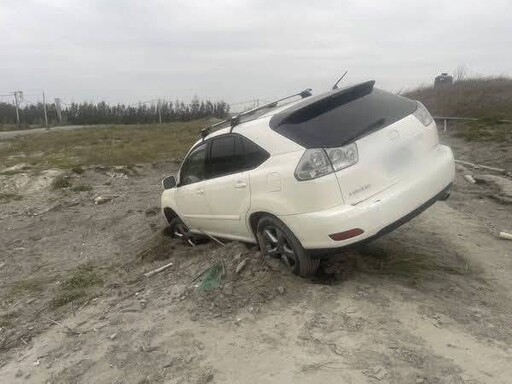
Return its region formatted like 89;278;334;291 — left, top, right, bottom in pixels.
413;101;433;126
295;144;359;181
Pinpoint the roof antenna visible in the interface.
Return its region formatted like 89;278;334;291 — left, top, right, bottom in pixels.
332;70;348;90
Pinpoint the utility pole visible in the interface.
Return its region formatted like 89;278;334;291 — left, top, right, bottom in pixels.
54;98;62;124
13;91;22;128
42;91;48;127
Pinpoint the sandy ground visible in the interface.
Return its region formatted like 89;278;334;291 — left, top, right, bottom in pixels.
1;133;512;383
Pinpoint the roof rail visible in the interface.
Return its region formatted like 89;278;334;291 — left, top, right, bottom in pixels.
200;88;312;139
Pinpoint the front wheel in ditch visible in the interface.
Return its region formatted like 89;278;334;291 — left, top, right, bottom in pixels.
256;216;319;278
168;216;195;246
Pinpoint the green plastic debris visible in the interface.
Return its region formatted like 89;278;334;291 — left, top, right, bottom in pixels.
198;261;226;292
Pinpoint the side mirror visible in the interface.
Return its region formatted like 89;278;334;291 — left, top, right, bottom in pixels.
162;175;177;189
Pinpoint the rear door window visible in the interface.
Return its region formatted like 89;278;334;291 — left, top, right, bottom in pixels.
207;135;269;179
208;136;239;178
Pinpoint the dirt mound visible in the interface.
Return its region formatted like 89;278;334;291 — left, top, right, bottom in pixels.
0;168;65;195
189;242;291;319
138;234;295;319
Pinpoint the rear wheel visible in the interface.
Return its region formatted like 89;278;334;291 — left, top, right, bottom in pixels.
256;216;319;277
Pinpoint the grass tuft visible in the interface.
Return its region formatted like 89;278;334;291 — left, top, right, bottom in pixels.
51;264;103;307
71;166;85;174
71;184;93;192
0;193;23;202
51;175;72;190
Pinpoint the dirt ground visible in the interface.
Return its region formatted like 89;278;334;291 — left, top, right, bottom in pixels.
1;129;512;383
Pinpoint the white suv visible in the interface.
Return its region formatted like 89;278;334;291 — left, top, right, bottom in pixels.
161;81;455;277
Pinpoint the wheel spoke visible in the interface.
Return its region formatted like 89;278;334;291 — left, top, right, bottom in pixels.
264;229;278;244
276;229;286;246
281;253;293;269
267;246;280;258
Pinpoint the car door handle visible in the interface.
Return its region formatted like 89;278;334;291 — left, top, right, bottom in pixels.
195;188;205;195
234;181;247;189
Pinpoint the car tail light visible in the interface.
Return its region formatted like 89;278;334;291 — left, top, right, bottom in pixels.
295;149;332;181
413;101;433;126
295;144;359;181
325;143;358;171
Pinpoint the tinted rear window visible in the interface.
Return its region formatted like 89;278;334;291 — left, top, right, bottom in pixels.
270;88;417;148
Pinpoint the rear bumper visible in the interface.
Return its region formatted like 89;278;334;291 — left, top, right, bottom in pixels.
278;145;455;250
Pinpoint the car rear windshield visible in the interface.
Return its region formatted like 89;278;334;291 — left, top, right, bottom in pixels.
269;87;417;148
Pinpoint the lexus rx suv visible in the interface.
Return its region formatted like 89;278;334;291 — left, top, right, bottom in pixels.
161;81;455;277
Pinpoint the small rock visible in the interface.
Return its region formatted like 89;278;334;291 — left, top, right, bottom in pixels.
109;333;118;340
416;377;425;383
276;286;285;295
235;258;248;274
364;365;388;380
234;317;242;325
33;360;40;367
93;195;113;205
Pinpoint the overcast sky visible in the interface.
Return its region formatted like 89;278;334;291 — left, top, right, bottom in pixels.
1;0;511;106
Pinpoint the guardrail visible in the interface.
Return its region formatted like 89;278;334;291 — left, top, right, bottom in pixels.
433;116;512;132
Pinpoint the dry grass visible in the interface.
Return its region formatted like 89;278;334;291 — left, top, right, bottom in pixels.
51;264;103;308
452;121;512;142
71;184;93;192
404;77;512;120
51;175;72;189
0;193;23;202
0;121;205;170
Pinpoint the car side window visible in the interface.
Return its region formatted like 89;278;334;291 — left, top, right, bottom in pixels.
238;136;269;170
208;136;240;178
179;143;206;186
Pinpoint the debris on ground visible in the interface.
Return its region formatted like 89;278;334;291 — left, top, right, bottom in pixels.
463;174;476;184
363;365;389;380
455;159;508;175
235;258;248;274
144;261;174;277
499;231;512;240
93;195;114;205
198;261;226;292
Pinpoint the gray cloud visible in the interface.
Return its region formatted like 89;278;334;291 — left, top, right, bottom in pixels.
1;0;511;105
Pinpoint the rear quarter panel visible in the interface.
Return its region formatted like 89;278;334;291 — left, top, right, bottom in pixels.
248;151;344;216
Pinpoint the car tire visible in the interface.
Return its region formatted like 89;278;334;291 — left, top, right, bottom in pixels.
256;215;319;278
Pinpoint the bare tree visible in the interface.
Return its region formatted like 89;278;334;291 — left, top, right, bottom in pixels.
453;64;468;82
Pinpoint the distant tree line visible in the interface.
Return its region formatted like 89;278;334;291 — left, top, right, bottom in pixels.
0;96;229;126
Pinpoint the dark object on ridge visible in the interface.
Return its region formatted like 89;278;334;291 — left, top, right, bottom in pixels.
434;73;453;87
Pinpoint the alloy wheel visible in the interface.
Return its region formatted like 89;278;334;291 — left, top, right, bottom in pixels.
261;225;297;270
